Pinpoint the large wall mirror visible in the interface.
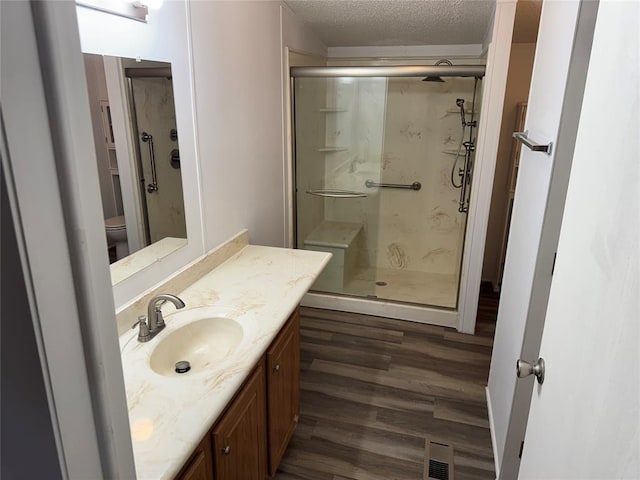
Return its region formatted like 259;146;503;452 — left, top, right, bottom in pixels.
76;0;205;307
83;54;188;284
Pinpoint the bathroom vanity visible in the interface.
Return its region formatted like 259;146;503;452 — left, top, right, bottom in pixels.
117;230;330;479
175;310;299;480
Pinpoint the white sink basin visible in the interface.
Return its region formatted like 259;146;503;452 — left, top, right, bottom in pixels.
149;317;243;377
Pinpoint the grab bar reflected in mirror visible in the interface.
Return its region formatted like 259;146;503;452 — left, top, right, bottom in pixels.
306;189;368;198
141;131;158;193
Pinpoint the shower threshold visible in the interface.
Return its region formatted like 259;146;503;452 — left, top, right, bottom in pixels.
343;267;458;309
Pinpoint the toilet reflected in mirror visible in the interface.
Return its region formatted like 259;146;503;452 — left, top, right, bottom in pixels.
105;215;128;261
83;54;187;276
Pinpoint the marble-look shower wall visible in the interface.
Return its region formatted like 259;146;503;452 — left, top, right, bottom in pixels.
131;77;187;242
322;77;478;277
322;78;387;265
374;78;477;276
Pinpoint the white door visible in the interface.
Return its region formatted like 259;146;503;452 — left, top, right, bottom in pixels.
486;1;599;478
519;1;639;477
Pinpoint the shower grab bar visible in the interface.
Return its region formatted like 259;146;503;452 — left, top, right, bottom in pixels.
306;189;368;198
365;180;422;191
513;131;553;155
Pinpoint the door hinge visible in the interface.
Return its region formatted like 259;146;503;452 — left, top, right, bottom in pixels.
551;252;557;275
519;441;525;459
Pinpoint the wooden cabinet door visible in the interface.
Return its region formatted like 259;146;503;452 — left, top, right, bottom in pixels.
266;310;300;476
212;361;267;480
176;436;213;480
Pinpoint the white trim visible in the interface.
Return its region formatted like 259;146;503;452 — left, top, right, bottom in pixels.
327;44;484;59
30;2;138;477
457;1;516;334
103;56;145;252
282;46;295;248
302;293;458;328
486;386;500;479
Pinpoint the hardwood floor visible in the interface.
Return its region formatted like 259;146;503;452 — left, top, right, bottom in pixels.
275;286;499;480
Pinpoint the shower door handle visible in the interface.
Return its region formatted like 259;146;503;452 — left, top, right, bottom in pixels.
306;189;368;198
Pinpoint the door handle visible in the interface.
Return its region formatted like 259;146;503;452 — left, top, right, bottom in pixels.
516;357;545;385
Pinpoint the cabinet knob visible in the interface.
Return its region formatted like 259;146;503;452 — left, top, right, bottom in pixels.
222;446;230;455
274;364;280;372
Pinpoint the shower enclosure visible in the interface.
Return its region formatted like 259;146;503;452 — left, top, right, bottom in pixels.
292;64;483;311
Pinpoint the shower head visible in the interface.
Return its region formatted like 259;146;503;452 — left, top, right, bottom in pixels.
422;59;453;83
456;98;465;107
422;76;445;83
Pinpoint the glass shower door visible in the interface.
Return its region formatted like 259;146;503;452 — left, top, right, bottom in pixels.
294;76;387;298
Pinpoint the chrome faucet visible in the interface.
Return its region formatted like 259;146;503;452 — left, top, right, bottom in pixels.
133;294;186;342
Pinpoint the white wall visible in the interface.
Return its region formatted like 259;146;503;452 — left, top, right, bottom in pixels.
189;1;326;251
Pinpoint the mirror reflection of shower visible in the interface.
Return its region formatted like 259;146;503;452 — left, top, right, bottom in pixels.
126;63;187;246
83;54;188;273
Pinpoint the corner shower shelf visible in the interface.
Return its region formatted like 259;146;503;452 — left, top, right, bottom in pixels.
317;147;348;152
442;148;463;155
446;108;479;115
319;108;348;112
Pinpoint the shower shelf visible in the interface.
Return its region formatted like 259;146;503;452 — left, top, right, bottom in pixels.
317;147;348;152
446;108;478;115
318;108;348;112
442;148;463;155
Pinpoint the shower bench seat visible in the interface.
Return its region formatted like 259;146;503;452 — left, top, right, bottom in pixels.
303;220;363;292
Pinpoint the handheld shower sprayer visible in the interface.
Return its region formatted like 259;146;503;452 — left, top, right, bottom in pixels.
456;99;467;126
456;98;476;128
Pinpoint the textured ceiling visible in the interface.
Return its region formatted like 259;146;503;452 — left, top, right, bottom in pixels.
284;0;496;47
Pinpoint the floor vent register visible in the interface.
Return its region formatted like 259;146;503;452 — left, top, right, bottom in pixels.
424;438;454;480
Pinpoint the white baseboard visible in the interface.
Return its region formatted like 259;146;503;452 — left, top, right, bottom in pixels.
486;386;500;479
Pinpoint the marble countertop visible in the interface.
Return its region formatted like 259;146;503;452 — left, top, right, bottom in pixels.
119;244;330;479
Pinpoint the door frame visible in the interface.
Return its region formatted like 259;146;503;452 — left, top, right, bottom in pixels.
457;0;517;333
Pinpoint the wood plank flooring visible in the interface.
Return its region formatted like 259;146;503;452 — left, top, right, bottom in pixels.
275;286;499;480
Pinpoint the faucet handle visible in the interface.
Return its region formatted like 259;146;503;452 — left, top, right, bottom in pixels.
155;308;166;330
132;315;151;342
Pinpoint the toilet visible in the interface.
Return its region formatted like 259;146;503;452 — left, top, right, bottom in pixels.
105;215;129;261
